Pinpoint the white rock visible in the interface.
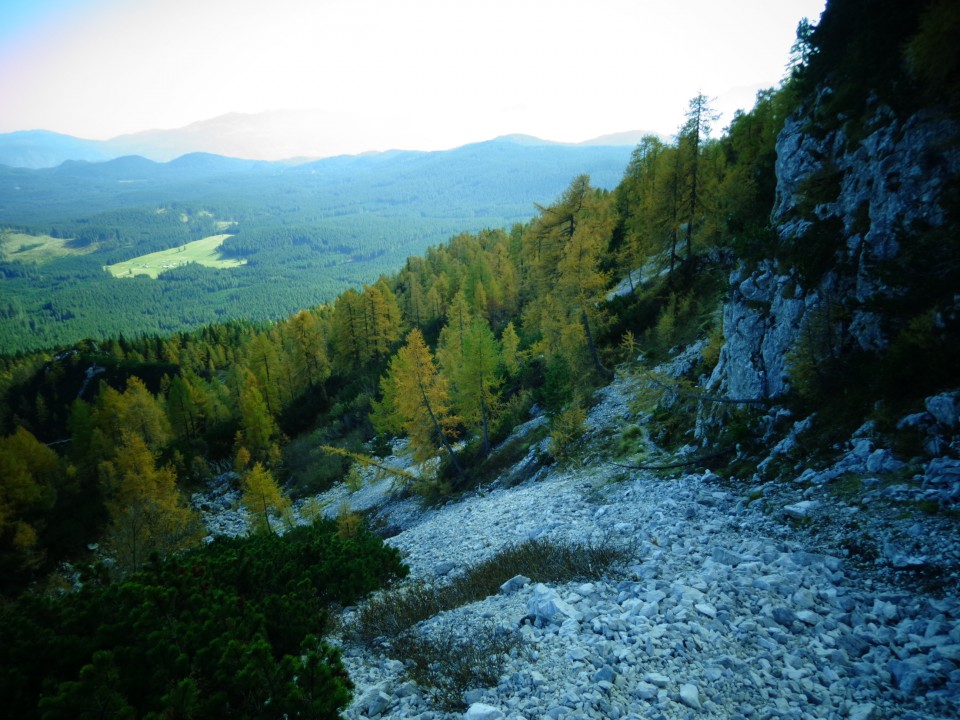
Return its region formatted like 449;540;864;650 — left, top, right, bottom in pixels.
464;702;505;720
679;683;702;710
528;583;583;623
848;703;876;720
783;500;821;519
645;672;670;688
635;681;658;700
500;574;531;594
695;602;718;619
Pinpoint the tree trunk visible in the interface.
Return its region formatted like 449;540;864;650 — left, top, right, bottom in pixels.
416;373;464;476
581;307;612;379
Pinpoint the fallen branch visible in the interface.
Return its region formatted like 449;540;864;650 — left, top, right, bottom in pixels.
606;447;733;471
318;445;418;484
645;373;770;407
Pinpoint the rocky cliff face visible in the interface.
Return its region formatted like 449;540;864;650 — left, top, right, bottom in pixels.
709;97;960;402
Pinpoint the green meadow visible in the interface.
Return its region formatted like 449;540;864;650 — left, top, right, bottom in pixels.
105;233;245;278
0;230;97;263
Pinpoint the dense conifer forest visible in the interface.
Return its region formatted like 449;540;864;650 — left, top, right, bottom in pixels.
1;0;958;716
0;140;634;353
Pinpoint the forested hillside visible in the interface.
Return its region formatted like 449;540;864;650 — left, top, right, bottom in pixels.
1;0;959;716
0;138;634;353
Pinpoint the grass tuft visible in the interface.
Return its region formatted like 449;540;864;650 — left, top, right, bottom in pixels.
393;624;522;710
352;536;633;644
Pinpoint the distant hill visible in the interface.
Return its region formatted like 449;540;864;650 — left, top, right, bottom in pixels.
0;111;653;168
0;130;111;169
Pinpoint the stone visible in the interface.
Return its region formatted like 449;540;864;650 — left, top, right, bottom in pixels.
464;702;505;720
711;547;744;566
772;607;798;628
889;658;929;694
848;703;876;720
679;683;702;710
645;672;670;688
783;500;821;519
865;448;903;474
934;644;960;662
365;690;392;716
434;560;456;576
528;583;583;624
500;574;532;594
463;689;487;705
635;682;658;700
926;392;960;428
695;602;718;619
882;542;928;569
594;666;616;684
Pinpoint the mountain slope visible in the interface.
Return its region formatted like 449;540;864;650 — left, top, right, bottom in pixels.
266;372;960;719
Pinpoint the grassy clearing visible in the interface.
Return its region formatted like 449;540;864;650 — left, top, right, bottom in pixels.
0;230;96;263
105;234;245;278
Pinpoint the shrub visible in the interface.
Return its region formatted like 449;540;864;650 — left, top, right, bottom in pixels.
548;404;587;460
394;624;521;710
353;536;632;644
0;519;407;720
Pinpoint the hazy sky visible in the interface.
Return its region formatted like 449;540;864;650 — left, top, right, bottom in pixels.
0;0;826;154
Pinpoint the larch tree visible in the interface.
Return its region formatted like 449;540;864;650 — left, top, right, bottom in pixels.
165;374;202;440
330;288;366;372
98;431;199;574
679;93;720;263
0;427;60;572
501;321;521;377
119;377;172;451
240;462;291;534
362;279;402;364
243;331;287;416
449;317;503;455
526;176;614;378
236;369;278;460
616;134;668;290
435;289;473;372
283;309;331;392
372;329;462;473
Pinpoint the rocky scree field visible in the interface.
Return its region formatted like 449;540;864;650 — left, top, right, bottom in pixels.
197;369;960;720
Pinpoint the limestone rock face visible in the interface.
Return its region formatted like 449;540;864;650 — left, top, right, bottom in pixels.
709;99;960;401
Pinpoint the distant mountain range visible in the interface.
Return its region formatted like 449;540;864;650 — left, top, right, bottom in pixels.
0;110;656;169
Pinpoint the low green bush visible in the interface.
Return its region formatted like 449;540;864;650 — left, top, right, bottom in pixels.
394;624;522;710
0;519;407;720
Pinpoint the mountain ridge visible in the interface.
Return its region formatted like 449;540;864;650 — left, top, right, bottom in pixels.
0;114;656;169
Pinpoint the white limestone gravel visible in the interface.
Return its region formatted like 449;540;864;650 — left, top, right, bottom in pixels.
324;372;960;720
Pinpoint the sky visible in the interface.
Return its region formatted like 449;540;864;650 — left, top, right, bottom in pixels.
0;0;827;156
